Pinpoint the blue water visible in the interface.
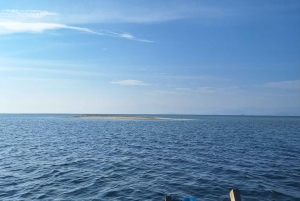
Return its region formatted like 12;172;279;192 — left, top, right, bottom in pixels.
0;114;299;201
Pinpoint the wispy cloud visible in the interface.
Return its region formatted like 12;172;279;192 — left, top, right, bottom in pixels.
0;21;152;42
0;66;101;76
1;9;57;19
174;87;216;94
101;30;153;42
8;76;66;82
151;86;240;96
0;21;69;34
50;3;222;24
110;79;150;86
263;80;300;90
0;9;153;42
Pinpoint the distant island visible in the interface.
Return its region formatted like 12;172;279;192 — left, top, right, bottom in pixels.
72;114;174;120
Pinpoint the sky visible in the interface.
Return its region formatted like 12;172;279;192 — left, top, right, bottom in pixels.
0;0;299;115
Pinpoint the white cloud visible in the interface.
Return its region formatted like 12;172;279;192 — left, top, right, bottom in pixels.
103;31;153;42
120;33;134;39
0;21;65;34
118;33;152;42
263;80;300;90
0;9;153;42
110;79;150;86
41;3;222;24
0;21;152;42
0;4;223;25
0;21;101;35
1;9;57;19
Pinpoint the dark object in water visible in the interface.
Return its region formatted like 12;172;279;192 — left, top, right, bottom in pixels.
165;196;172;201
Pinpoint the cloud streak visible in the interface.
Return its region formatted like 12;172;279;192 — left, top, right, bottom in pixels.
0;4;222;42
110;80;150;86
0;21;152;42
150;86;241;96
1;9;57;19
83;5;222;24
263;80;300;90
40;3;222;24
103;30;153;42
0;9;153;42
0;66;102;77
0;21;68;34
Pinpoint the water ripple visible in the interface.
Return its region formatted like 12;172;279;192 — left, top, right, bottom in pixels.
0;115;299;200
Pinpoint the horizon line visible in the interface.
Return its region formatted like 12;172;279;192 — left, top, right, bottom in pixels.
1;113;299;117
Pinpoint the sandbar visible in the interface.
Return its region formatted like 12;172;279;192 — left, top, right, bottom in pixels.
72;114;173;120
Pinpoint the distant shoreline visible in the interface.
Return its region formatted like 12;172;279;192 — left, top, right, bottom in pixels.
72;114;174;120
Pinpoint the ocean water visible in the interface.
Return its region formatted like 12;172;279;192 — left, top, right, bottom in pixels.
0;114;299;201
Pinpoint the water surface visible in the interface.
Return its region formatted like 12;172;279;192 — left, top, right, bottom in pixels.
0;114;299;200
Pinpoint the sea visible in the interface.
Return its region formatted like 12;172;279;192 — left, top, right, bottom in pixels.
0;114;299;201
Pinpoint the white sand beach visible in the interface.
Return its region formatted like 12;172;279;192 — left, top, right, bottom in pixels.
73;115;173;120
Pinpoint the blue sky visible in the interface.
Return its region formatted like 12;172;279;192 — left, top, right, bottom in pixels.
0;0;299;115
